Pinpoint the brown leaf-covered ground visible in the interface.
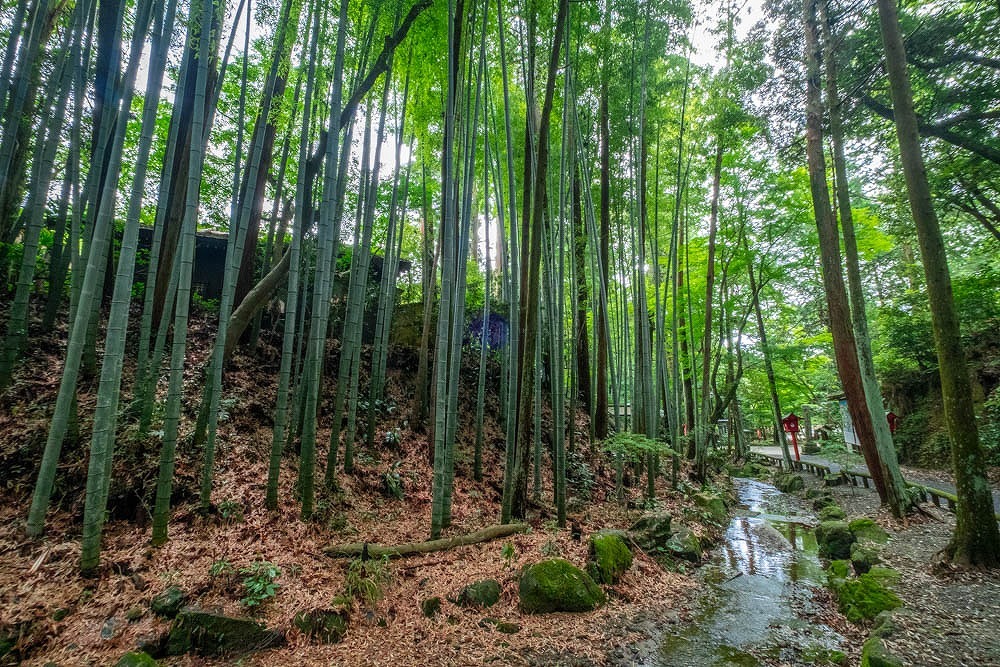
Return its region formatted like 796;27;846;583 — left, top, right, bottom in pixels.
0;312;708;666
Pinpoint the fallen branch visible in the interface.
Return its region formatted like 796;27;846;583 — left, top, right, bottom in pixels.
323;523;528;559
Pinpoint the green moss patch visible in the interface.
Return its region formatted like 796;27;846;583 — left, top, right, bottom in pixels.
849;519;889;544
587;532;633;584
518;559;606;614
835;572;901;623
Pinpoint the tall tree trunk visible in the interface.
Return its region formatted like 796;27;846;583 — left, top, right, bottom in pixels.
822;0;911;517
803;0;890;502
875;0;1000;565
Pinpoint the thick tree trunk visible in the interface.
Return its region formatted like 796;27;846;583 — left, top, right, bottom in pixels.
803;0;890;501
875;0;1000;565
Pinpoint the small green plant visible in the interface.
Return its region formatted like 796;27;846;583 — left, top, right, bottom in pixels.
190;291;219;313
217;499;244;523
381;461;404;500
209;559;234;577
603;432;678;464
239;561;281;608
383;428;401;448
501;541;516;569
540;538;561;557
343;555;392;606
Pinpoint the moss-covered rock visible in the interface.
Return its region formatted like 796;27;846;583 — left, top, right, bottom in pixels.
849;518;889;544
628;513;673;553
818;505;846;521
835;572;902;623
861;636;904;667
150;586;187;618
816;520;856;560
479;617;521;634
292;609;348;643
587;532;633;584
870;611;898;639
421;597;442;618
826;559;851;580
166;608;284;655
455;579;501;608
518;559;606;613
850;543;881;575
866;566;900;585
805;488;828;499
693;492;728;522
666;526;702;562
114;651;158;667
775;473;805;493
812;494;838;511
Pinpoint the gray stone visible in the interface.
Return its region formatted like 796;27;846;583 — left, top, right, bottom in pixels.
421;597;442;618
150;586;187;618
292;609;348;643
666;526;702;562
628;513;672;553
455;579;501;608
166;608;284;655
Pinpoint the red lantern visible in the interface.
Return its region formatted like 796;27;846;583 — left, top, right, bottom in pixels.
782;413;801;461
782;413;800;434
886;411;900;435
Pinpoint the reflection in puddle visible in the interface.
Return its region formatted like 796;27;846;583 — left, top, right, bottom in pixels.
651;478;844;666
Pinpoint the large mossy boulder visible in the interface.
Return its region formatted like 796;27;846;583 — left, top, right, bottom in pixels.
455;579;501;608
665;526;702;562
114;652;158;667
587;532;633;584
835;572;902;623
150;586;187;618
166;608;284;655
292;609;348;643
775;473;805;493
849;518;889;544
693;492;728;522
518;559;606;613
628;513;672;553
816;520;856;560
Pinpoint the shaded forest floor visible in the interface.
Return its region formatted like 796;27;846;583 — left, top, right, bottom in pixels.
1;304;998;665
0;307;712;666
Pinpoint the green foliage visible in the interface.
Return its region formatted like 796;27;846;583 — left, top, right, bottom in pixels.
190;291;219;314
217;499;244;523
381;461;404;500
977;390;1000;466
565;449;595;500
209;559;234;577
343;555;392;606
239;561;281;608
540;538;561;558
500;541;516;569
603;432;677;464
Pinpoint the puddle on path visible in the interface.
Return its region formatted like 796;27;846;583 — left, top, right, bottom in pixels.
650;478;845;666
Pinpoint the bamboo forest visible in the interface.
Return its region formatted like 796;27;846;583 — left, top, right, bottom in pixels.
2;0;1000;662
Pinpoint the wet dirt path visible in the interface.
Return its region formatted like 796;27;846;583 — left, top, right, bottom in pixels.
649;478;846;666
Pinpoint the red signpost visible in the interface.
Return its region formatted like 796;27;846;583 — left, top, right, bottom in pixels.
782;413;801;461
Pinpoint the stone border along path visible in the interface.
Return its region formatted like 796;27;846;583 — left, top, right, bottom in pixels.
749;445;1000;516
